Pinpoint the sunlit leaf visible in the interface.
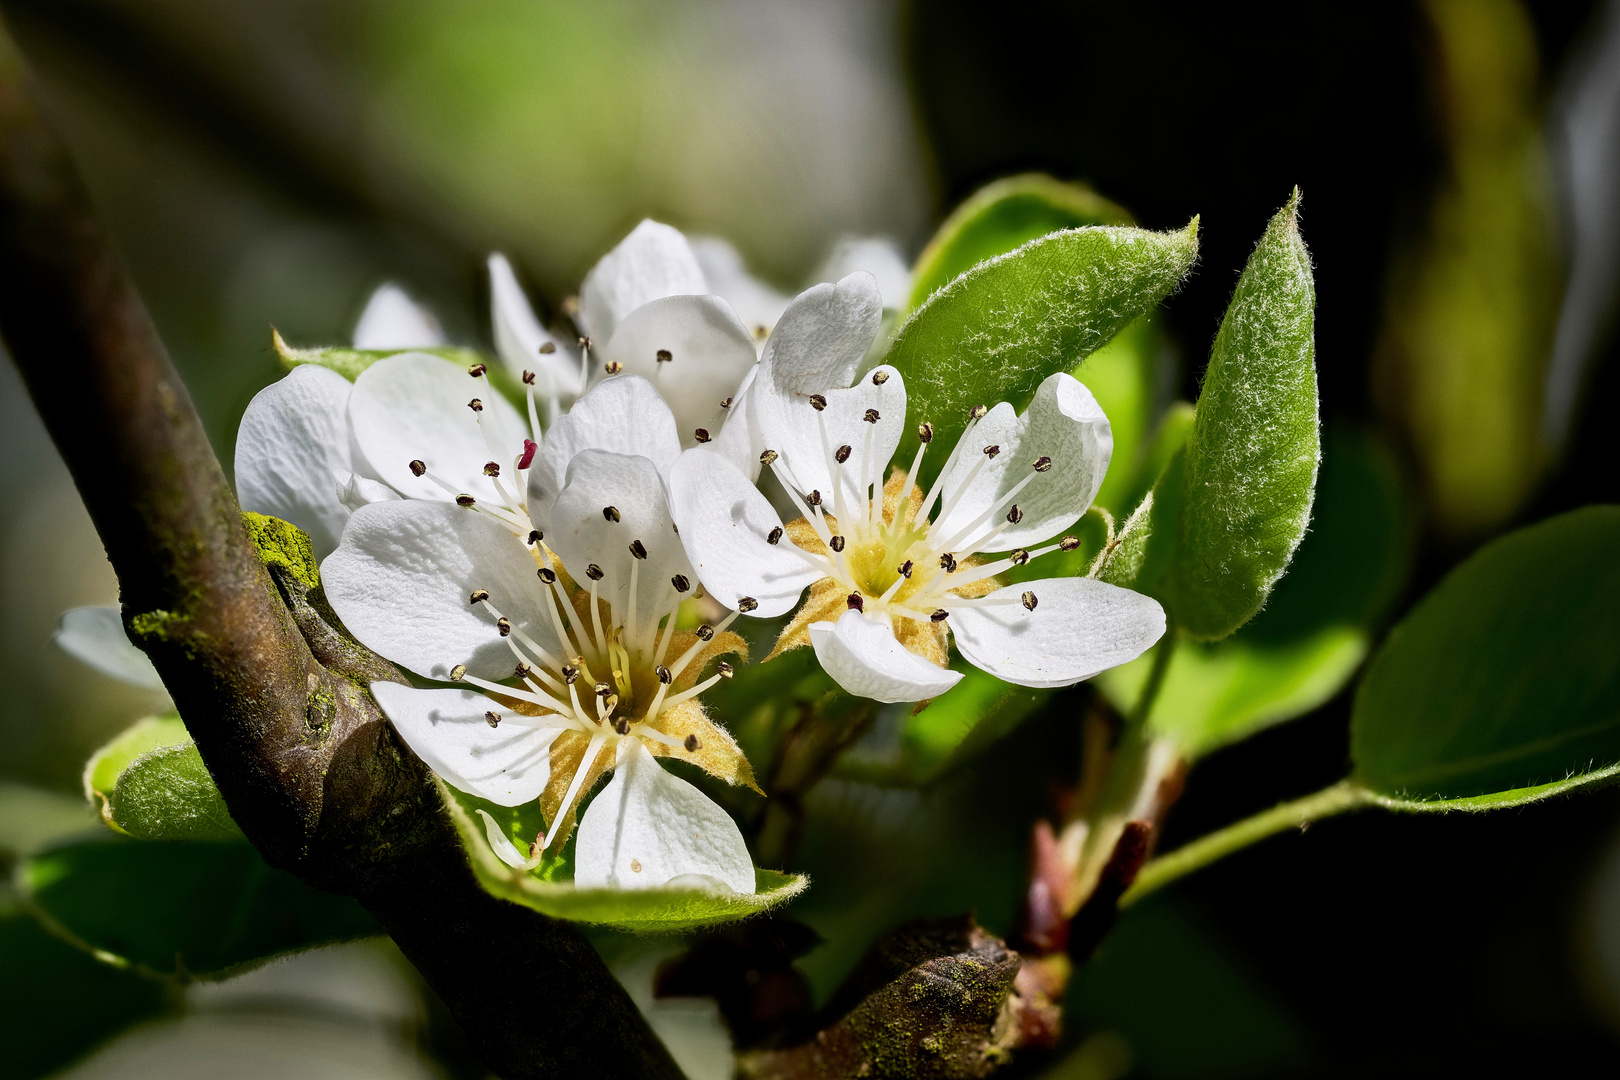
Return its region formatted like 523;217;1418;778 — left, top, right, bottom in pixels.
109;744;242;843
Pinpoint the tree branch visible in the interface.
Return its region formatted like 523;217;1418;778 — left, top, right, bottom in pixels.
0;24;681;1080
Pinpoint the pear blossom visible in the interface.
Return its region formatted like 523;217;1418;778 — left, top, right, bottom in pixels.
319;374;761;892
668;273;1167;704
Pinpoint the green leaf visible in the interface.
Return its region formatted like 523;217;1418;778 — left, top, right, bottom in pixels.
1078;318;1168;518
1099;427;1410;756
906;174;1131;311
1165;191;1319;641
1351;505;1620;806
273;331;528;410
19;838;379;978
882;220;1199;486
83;715;189;810
0;783;99;857
440;779;806;932
109;744;243;842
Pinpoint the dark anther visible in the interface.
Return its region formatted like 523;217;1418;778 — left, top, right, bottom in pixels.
656;348;673;364
717;661;734;678
539;341;557;354
918;421;934;443
720;396;733;409
809;394;828;411
829;535;846;552
456;494;476;508
1033;456;1053;472
485;711;501;728
522;369;537;384
766;526;783;545
1010;548;1030;566
585;564;605;581
468;363;488;378
657;665;673;684
604;360;623;375
537;567;557;584
1022;590;1039;611
760;449;779;466
594;682;612;697
450;664;467;681
613;715;631;736
697;625;715;641
468;397;484;412
578;335;592;349
737;597;759;613
514;662;532;679
528;529;543;545
871;369;890;385
1059;535;1082;552
409;459;427;477
469;589;490;604
899;559;914;578
930;608;949;622
694;428;712;443
629;539;648;560
846;592;865;612
806;489;822;506
684;734;701;751
483;461;501;477
939;552;957;573
672;574;691;593
863;408;881;424
562;664;579;684
969;404;988;420
497;617;512;637
603;505;621;522
834;444;852;464
1006;504;1024;524
983;444;1001;459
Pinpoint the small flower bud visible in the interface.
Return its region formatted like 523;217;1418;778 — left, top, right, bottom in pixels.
930;608;949;622
604;360;623;375
1010;548;1029;565
684;734;701;751
983;444;1001;459
918;421;934;443
766;526;783;545
468;363;487;378
760;449;779;466
468;397;484;412
657;665;673;684
871;369;890;385
1006;504;1023;524
469;589;490;604
737;597;759;613
409;459;427;477
522;369;537;384
939;552;957;573
602;505;620;522
863;408;881;424
485;710;501;728
834;444;852;464
456;494;476;508
829;535;846;552
809;394;828;411
847;592;865;612
656;348;673;363
1022;590;1038;611
671;574;691;593
1059;535;1082;552
585;563;604;581
717;661;734;678
697;624;715;641
969;404;988;420
483;461;501;477
1033;456;1052;472
537;567;556;584
629;539;648;560
538;341;557;354
450;664;467;681
694;428;712;443
497;617;512;637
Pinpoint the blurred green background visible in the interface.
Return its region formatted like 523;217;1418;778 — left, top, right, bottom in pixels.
3;0;1620;1076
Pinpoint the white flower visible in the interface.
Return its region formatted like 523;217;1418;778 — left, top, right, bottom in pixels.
668;273;1167;704
53;606;166;692
320;376;761;892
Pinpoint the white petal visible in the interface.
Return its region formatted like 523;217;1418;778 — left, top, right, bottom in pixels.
706;363;763;479
809;609;963;704
371;683;557;806
548;450;691;636
322;501;562;680
234;365;356;559
688;235;790;335
669;448;819;617
54;606;165;691
595;294;758;454
334;470;402;513
951;577;1165;688
488;253;581;396
476;809;542;869
814;237;913;311
352;283;445;350
574;740;754;893
757;273;884;405
929;373;1113;553
530;375;681;529
348;352;531;505
757;362;905;511
577;220;707;346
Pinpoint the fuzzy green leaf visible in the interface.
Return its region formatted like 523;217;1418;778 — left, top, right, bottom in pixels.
882;220;1199;484
1166;191;1319;640
83;715;188;809
108;744;243;842
1351;505;1620;805
440;779;806;932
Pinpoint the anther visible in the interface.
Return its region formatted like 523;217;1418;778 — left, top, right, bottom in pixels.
514;662;532;679
930;608;949;622
684;734;701;752
969;404;988;420
537;567;556;584
806;489;822;506
519;439;537;469
983;444;1001;459
717;661;734;678
737;597;759;613
939;553;957;573
522;370;537;385
603;505;620;522
720;396;733;409
847;593;865;612
604;361;623;375
468;363;487;378
672;574;691;593
829;535;846;552
1022;591;1039;611
918;422;934;443
409;459;427;477
539;341;557;354
863;408;881;424
1006;504;1024;524
497;617;512;637
657;665;673;684
485;710;501;728
1059;535;1082;552
562;664;579;684
585;564;604;581
656;348;673;364
1033;456;1053;472
528;529;543;546
694;428;712;443
1010;548;1030;566
629;539;648;560
871;369;890;385
594;682;612;698
766;526;783;545
809;394;828;411
899;559;914;578
613;715;631;736
450;664;467;681
484;461;501;477
760;449;779;466
697;625;715;641
834;444;852;464
468;398;484;412
456;494;476;508
578;335;592;349
469;589;490;604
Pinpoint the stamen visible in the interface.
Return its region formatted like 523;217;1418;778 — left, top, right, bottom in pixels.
899;560;914;577
685;734;701;751
497;617;512;637
450;664;467;681
720;396;733;409
1059;535;1082;551
835;444;852;464
809;394;828;411
539;731;607;852
1006;504;1023;524
1022;590;1038;611
469;589;490;604
717;661;734;678
656;348;673;364
659;671;727;709
871;369;890;385
969;404;988;420
931;609;949;622
806;489;822;507
585;564;605;579
983;444;1001;459
847;592;864;612
939;552;957;573
766;526;783;545
523;370;537;383
918;421;934;443
539;342;557;355
485;710;500;728
537;567;555;584
604;361;623;375
760;449;779;466
468;398;484;413
561;664;580;684
696;625;715;641
671;574;691;593
863;409;880;424
469;363;487;378
657;665;672;684
529;530;544;547
737;597;758;613
602;506;620;523
456;494;476;508
484;461;501;477
629;539;648;559
1010;548;1029;565
1033;456;1052;472
409;460;427;477
694;428;712;443
829;535;846;552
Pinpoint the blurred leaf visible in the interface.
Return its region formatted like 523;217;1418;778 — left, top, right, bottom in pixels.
109;744;243;843
83;715;188;810
19;838;379;979
0;897;173;1080
0;783;99;857
907;174;1131;310
1351;505;1620;806
1165;191;1318;640
440;779;806;932
882;221;1199;486
1098;427;1409;756
1079;318;1166;519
